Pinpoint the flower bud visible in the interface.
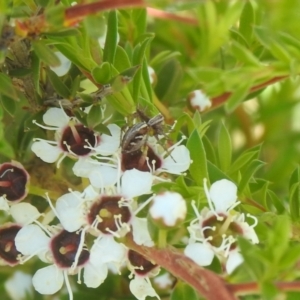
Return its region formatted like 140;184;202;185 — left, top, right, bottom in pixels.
149;192;187;229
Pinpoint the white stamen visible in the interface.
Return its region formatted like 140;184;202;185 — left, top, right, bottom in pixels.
246;213;258;228
63;270;74;300
71;228;87;270
32;120;58;131
134;195;155;216
0;168;13;178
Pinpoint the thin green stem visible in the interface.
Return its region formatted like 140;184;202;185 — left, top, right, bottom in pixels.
158;229;167;248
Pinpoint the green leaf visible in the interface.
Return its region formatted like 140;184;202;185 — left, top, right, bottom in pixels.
0;94;16;116
225;80;252;113
207;161;231;183
45;5;65;27
114;46;131;71
231;41;261;66
32;40;60;67
46;69;71;99
110;65;140;93
132;36;154;101
0;73;19;101
238;237;264;279
93;123;111;135
150;50;181;69
0;138;14;158
239;160;265;193
132;9;147;40
186;129;208;186
92;62;112;84
87;105;102;128
171;281;199;300
140;58;153;102
155;59;183;104
229;149;260;175
31;51;41;95
289;166;300;220
239;1;255;43
103;10;118;64
268;215;290;262
267;190;285;214
83;14;106;39
217;122;232;172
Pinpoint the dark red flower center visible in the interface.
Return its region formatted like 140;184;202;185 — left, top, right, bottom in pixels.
0;163;28;201
51;230;89;268
121;145;162;172
87;196;131;235
128;249;157;276
0;224;22;266
60;124;98;156
202;214;243;249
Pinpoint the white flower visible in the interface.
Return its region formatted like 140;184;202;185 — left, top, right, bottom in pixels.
31;107;113;167
188;90;211;112
121;136;191;193
184;178;258;273
149;191;187;227
4;271;33;300
127;249;160;300
15;224;93;299
84;235;126;288
52;182;154;245
130;277;160;300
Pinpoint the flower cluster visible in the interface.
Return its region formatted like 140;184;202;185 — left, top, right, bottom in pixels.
184;179;259;273
1;106;191;300
1;104;260;300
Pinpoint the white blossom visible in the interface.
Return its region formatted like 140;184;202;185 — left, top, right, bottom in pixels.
184;178;258;273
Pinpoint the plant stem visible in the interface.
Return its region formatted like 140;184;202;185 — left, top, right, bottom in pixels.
158;229;167;248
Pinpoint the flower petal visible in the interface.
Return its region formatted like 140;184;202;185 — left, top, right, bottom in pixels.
121;169;152;198
131;217;154;247
0;196;9;211
31;140;61;163
160;145;190;174
43;107;69;128
10;203;41;225
15;224;50;256
89;166;118;188
56;192;86;232
32;265;64;295
50;52;71;77
90;235;126;266
84;261;108;288
209;179;237;212
184;243;214;266
95;124;121;156
73;159;118;188
226;250;243;274
4;271;33;300
129;277;160;300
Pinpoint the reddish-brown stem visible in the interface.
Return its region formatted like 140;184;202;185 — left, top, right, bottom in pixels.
124;235;236;300
65;0;145;23
244;198;267;212
210;76;287;110
227;281;300;295
147;7;198;25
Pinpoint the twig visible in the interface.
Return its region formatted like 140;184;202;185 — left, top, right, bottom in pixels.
124;235;237;300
